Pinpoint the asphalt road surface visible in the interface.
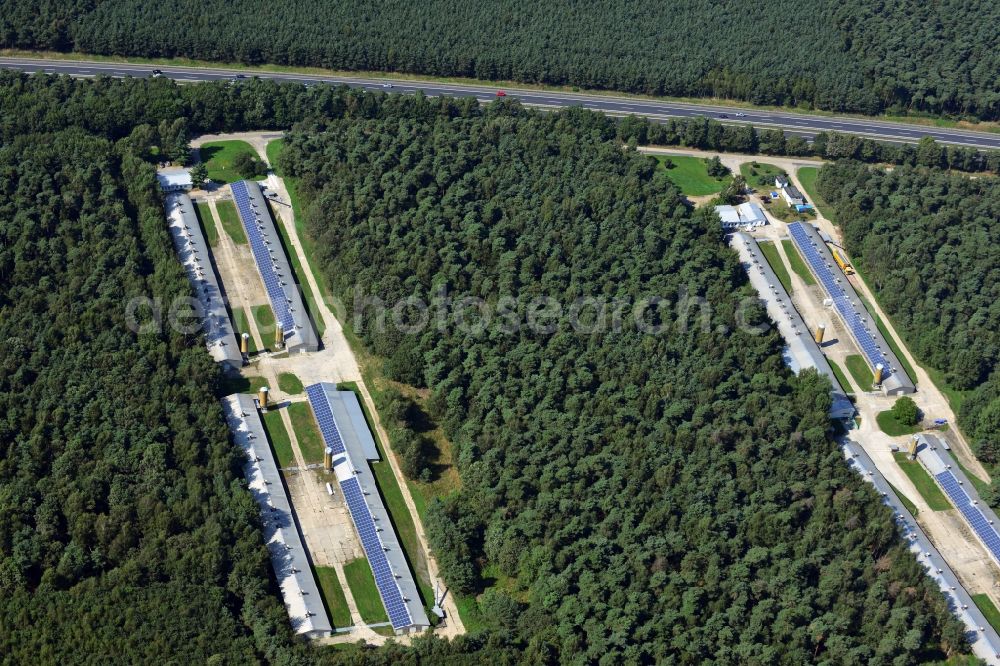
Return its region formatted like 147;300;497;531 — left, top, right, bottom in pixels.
4;56;1000;150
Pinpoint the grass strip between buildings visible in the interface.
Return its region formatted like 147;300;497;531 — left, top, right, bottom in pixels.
343;557;389;624
215;200;247;245
230;307;256;353
287;401;325;463
314;566;353;628
973;594;1000;634
262;408;295;469
252;304;275;341
781;239;817;286
193;201;219;246
827;358;854;394
886;481;919;517
757;240;793;294
892;452;952;511
845;354;873;389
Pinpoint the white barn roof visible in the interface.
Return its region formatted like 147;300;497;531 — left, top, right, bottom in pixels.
222;394;333;639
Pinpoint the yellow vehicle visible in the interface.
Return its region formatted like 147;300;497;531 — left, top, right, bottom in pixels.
832;248;854;275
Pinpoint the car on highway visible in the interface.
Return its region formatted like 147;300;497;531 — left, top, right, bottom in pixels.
735;112;746;117
719;113;728;119
381;83;393;89
496;90;507;97
151;69;163;78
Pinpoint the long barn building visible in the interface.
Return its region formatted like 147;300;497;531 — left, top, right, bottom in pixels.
231;180;319;354
787;222;914;395
731;233;854;420
306;382;431;635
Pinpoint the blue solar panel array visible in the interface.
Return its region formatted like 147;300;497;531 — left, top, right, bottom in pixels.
305;384;345;455
231;180;295;335
787;222;891;379
341;476;413;629
936;471;1000;562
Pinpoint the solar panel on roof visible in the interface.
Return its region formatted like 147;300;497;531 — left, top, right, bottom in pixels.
305;384;346;455
787;223;891;378
936;470;1000;562
231;181;296;335
341;477;413;629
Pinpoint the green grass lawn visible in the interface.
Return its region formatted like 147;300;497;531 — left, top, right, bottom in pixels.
973;594;1000;633
893;452;952;511
796;167;837;223
757;240;793;294
230;307;256;353
845;354;874;389
655;155;732;196
266;138;285;175
877;409;922;437
343;557;389;624
262;408;295;468
886;481;919;516
781;240;817;285
252;304;275;340
287;401;325;462
193;201;219;247
215;200;247;245
278;372;304;395
218;374;268;396
739;161;785;190
200;140;266;184
314;566;353;628
828;358;854;394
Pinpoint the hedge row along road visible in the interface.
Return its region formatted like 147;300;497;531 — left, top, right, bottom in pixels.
2;55;1000;151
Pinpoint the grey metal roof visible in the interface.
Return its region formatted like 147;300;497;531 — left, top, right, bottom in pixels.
791;223;914;395
731;233;854;419
843;439;1000;664
314;382;430;632
222;394;333;639
782;184;804;201
164;193;242;370
917;435;1000;564
157;168;192;190
231;180;319;354
330;389;381;461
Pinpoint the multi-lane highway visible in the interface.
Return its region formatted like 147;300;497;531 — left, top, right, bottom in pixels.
4;56;1000;150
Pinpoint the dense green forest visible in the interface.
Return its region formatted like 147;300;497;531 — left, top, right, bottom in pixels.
0;130;304;659
277;107;969;662
2;0;1000;120
0;68;976;662
816;163;1000;485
